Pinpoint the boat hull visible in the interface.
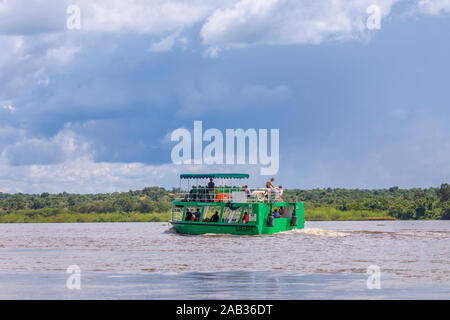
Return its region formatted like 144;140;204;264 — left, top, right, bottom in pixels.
170;217;304;235
170;221;261;235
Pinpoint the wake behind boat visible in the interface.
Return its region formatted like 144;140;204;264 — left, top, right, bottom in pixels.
169;173;304;235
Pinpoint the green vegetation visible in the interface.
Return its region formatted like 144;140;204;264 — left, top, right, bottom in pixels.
0;184;449;223
0;210;170;223
284;183;450;220
303;207;393;221
0;187;175;223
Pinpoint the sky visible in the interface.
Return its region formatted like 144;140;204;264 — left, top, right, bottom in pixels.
0;0;450;193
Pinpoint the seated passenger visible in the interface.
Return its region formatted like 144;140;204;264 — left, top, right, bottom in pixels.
193;209;201;221
242;211;249;224
209;211;219;223
273;209;281;218
185;209;193;221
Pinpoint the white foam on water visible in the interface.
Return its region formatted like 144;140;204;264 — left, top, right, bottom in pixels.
281;228;350;237
350;230;450;239
187;229;350;237
201;233;235;238
396;231;449;238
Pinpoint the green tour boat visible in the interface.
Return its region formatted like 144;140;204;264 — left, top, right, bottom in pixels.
169;173;304;235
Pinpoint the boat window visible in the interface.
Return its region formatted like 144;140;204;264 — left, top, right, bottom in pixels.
186;206;202;222
222;207;242;223
172;205;183;221
277;206;292;218
203;206;220;222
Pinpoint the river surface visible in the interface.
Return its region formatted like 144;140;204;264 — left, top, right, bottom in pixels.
0;221;448;299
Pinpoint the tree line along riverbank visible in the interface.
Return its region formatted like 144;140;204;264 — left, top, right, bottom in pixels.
0;184;449;223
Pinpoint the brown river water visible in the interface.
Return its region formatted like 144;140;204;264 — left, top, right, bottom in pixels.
0;221;448;299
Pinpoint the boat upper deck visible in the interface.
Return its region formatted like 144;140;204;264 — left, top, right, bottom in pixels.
175;173;284;204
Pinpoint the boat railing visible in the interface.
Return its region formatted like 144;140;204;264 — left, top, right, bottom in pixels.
174;188;283;203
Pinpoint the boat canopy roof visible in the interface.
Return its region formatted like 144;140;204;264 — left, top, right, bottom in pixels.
180;173;249;179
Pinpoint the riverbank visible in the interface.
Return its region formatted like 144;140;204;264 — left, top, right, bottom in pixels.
1;184;449;222
0;207;394;223
0;210;171;223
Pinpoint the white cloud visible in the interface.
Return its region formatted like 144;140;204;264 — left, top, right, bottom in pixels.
149;30;182;52
0;127;177;193
201;0;399;49
417;0;450;15
0;122;273;193
0;34;73;101
204;46;221;57
0;0;448;53
0;36;25;67
0;147;267;194
46;44;80;65
0;0;447;62
1;129;92;166
1;105;15;112
0;0;212;36
78;0;215;34
0;156;178;194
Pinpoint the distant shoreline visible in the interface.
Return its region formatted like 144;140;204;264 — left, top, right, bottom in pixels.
0;210;422;223
307;217;397;221
0;207;397;223
1;184;449;222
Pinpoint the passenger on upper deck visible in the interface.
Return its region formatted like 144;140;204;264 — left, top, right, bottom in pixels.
264;178;276;201
207;178;215;202
243;185;251;198
198;185;207;202
278;186;283;200
272;185;283;201
188;186;197;201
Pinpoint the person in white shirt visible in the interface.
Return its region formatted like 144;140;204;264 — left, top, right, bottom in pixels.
243;185;251;198
277;185;283;200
